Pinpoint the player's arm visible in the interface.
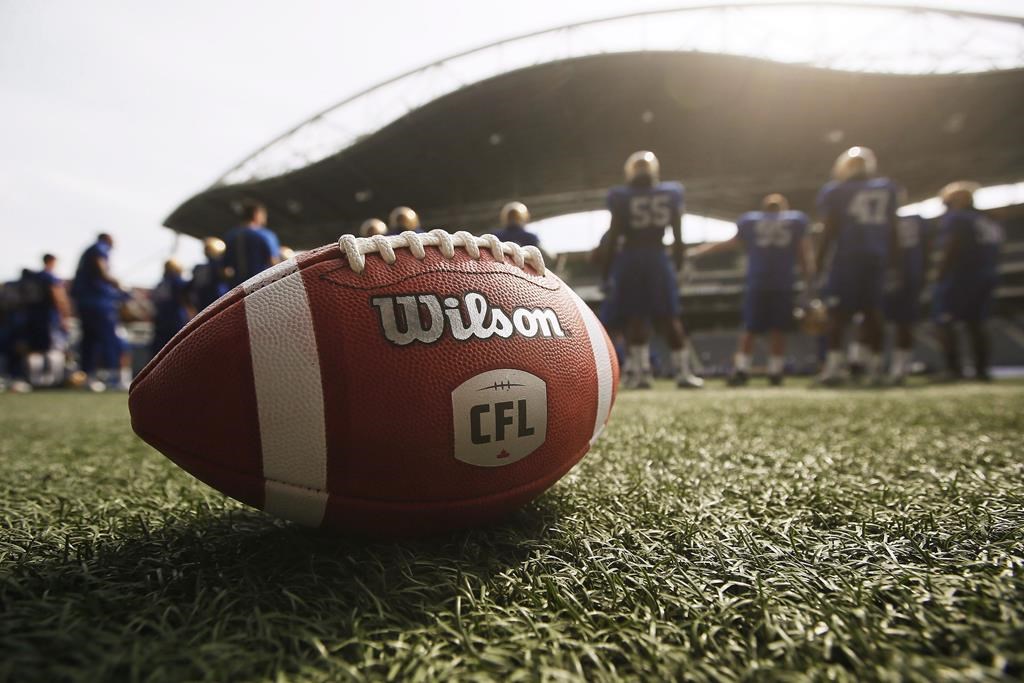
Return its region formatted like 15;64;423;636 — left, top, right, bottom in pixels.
797;234;816;283
601;211;624;280
94;254;120;289
671;206;685;270
688;236;740;259
51;282;72;330
815;212;837;277
921;220;934;283
266;233;282;267
936;219;961;281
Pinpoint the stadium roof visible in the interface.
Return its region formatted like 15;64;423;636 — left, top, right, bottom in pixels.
166;2;1024;246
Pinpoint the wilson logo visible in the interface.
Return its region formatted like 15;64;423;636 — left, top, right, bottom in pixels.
372;292;565;346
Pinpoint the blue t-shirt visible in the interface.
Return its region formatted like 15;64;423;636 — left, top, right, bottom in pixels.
817;177;899;263
607;181;685;247
893;215;931;289
191;258;227;310
72;241;119;307
153;274;189;327
223;226;281;287
493;225;540;248
736;210;809;290
938;209;1002;287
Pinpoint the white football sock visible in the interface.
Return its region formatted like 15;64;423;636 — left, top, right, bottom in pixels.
676;347;693;376
823;350;844;377
628;345;650;374
767;355;785;376
866;353;882;378
120;366;133;387
890;349;910;378
734;353;751;372
26;354;45;386
848;342;864;365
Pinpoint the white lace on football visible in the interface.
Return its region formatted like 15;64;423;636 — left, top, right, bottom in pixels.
337;229;546;275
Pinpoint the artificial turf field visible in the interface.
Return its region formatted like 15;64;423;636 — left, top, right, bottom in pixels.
1;383;1022;682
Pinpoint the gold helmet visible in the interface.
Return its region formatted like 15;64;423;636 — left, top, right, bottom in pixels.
832;146;877;181
164;258;184;276
624;150;660;184
359;218;388;237
388;206;420;232
279;246;295;261
203;237;226;259
762;193;789;212
500;201;530;226
939;180;980;209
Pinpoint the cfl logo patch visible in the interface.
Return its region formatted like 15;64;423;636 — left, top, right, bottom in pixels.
451;369;547;467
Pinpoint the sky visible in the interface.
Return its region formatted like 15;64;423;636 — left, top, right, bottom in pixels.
1;0;1022;286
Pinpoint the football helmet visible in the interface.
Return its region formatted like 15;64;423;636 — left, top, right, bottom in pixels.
762;193;789;212
164;259;184;276
939;180;980;209
624;150;660;184
203;237;226;259
795;298;829;336
388;206;420;232
279;246;295;261
359;218;388;237
832;146;877;181
500;201;530;226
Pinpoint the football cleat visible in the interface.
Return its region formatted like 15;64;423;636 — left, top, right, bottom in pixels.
832;146;877;181
727;371;749;387
676;373;704;389
500;201;530;226
388;206;420;232
359;218;388;238
624;151;660;184
769;374;783;387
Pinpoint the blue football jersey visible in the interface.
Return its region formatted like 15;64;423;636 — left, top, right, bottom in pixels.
223;226;281;287
71;241;119;306
817;177;899;262
939;209;1002;285
893;215;930;289
493;225;540;248
736;210;809;290
607;182;685;247
153;274;189;325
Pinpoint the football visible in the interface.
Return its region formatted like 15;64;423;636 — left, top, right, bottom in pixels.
129;230;618;536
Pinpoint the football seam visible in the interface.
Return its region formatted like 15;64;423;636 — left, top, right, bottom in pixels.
135;426;592;507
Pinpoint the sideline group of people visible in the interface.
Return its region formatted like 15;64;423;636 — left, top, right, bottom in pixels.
1;148;1003;392
598;147;1003;388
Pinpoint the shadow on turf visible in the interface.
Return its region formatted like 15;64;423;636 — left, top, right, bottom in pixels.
4;502;562;680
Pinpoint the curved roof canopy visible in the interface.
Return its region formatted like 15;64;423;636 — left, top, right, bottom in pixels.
166;2;1024;245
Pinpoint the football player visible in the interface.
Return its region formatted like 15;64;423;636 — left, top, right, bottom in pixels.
493;202;541;248
603;150;701;389
71;233;126;390
884;210;932;384
190;237;227;311
388;206;422;235
222;200;281;288
933;181;1003;381
359;218;388;238
689;194;814;386
20;254;72;387
151;259;194;355
815;147;900;386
